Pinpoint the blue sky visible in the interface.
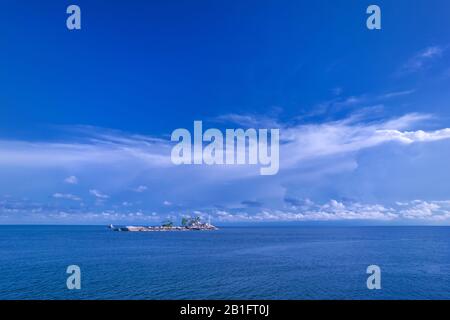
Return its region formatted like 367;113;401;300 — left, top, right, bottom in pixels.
1;0;450;224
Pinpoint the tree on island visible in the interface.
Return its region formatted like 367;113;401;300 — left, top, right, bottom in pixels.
181;216;202;227
161;220;174;227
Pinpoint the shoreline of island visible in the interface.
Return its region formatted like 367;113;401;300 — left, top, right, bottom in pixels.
108;216;218;232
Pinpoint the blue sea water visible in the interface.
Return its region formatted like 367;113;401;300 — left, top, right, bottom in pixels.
0;225;449;300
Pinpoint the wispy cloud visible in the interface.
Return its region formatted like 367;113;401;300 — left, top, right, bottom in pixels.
299;89;415;121
0;127;172;169
64;176;78;184
89;189;109;199
52;193;81;201
380;89;415;99
2;111;442;176
133;185;148;193
280;112;447;168
399;46;445;74
214;113;280;128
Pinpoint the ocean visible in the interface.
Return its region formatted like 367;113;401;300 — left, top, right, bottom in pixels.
0;225;449;300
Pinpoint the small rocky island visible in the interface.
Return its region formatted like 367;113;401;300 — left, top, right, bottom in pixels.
109;216;218;232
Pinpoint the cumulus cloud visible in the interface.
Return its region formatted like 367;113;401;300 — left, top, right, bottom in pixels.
210;199;450;223
262;200;395;221
397;200;450;221
2;195;450;224
375;128;450;143
0;197;163;224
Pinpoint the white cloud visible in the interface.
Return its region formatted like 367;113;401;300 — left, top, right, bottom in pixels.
89;189;109;199
400;46;445;73
133;185;148;193
0;127;172;169
64;176;78;184
380;89;415;99
3;196;450;223
375;128;450;144
0;113;447;181
52;193;81;201
420;46;443;58
281;113;450;169
398;200;450;221
211;199;450;223
215;113;280;128
163;200;172;206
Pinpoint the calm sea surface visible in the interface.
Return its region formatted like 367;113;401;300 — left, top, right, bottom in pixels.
0;226;449;299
